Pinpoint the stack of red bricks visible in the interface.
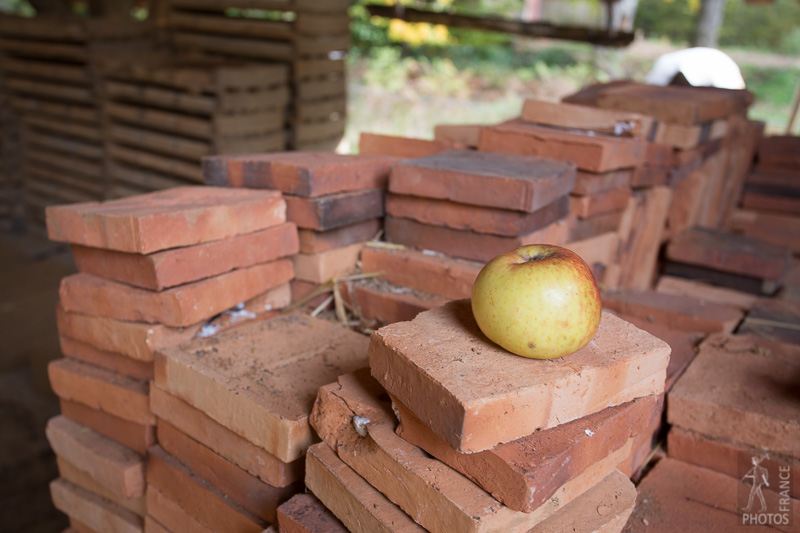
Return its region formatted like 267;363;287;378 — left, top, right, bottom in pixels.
299;300;671;532
148;305;369;532
202;151;396;306
42;186;298;532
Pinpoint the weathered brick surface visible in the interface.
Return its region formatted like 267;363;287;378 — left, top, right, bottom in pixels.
631;164;671;188
60;400;155;456
285;190;384;231
433;124;482;147
564;231;620;282
71;223;299;290
154;312;369;463
277;493;348;533
479;119;645;173
385;215;573;263
143;517;170;533
292;242;364;284
625;458;797;533
60;336;154;381
305;443;426;533
298;219;381;254
342;279;449;326
57;457;146;517
389;149;575;213
668;333;800;455
46;416;145;499
738;298;800;345
146;486;214;533
757;135;800;168
741;190;800;215
569;187;631;218
386;194;569;237
369;300;670;453
572;168;633;196
360;245;481;300
655;275;758;310
146;446;267;533
394;392;658;512
668;427;800;498
727;209;800;254
602;289;743;334
311;370;621;531
150;384;302;488
50;479;143;533
666;227;792;282
59;260;293;327
359;132;462;158
46;187;286;254
49;358;154;425
652;118;728;150
521;98;654;138
570;209;624;241
156;420;300;523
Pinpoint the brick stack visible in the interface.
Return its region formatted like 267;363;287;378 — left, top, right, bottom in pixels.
0;76;21;230
621;333;800;531
100;54;290;198
202;151;396;306
357;148;576;325
42;186;298;532
0;14;153;232
149;304;370;532
306;300;670;532
160;0;350;150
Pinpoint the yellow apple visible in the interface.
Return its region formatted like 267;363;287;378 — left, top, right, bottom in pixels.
471;244;601;359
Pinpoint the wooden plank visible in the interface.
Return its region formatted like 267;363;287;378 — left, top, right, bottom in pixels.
294;119;345;144
0;14;153;41
167;11;294;39
293;34;350;56
24;172;99;204
214;130;286;154
106;181;148;199
10;97;100;124
295;77;345;101
167;0;295;10
294;96;346;122
293;58;344;80
107;144;202;182
109;161;198;192
214;63;289;91
520;99;653;139
108;122;212;161
172;31;294;61
1;57;90;84
104;101;213;139
0;38;88;61
104;80;216;115
25;147;104;180
25;130;103;160
217;85;290;112
22;114;102;142
6;78;93;104
213;109;284;137
294;13;350;35
23;162;105;197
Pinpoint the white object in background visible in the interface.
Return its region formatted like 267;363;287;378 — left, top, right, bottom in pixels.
645;47;746;90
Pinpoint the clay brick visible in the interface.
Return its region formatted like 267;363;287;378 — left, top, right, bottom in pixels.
602;289;743;334
727;209;800;254
617;186;672;290
738;298;800;345
655;275;758;310
305;443;426;533
741;190;800;215
631;164;670;188
521;98;654;138
389;148;575;213
666;227;792;283
643;141;677;167
668;333;800;455
479;119;645;173
313;369;602;531
369;300;670;453
341;278;449;326
154;312;369;462
758;135;800;168
71;223;299;290
59;260;294;327
290;280;332;309
384;215;573;263
156;420;300;523
143;517;170;533
360;245;481;300
49;358;154;425
60;336;154;381
572;168;633;195
564;232;619;281
46;416;145;499
292;242;364;284
653;118;728;150
359;132;462;158
616;401;664;479
146;446;267;533
561;79;633;106
277;493;348;533
569;187;631;218
50;479;143;533
570;209;624;241
68;520;95;533
595;83;747;125
385;193;570;237
57;457;146;517
394;390;658;512
203;152;396;195
146;486;214;533
668;427;800;498
433;123;482;147
285;189;384;231
625;458;797;533
46;186;286;254
60;400;155;457
298;219;381;254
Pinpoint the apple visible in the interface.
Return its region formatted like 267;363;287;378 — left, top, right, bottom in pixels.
471;244;601;359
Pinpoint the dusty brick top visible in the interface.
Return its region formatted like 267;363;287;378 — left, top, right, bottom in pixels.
155;312;369;462
46;186;286;254
369;299;670;452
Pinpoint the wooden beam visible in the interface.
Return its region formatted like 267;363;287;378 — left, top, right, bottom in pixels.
365;4;634;47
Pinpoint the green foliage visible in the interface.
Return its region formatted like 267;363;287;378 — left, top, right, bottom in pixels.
740;65;800;107
720;0;800;52
635;0;695;44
